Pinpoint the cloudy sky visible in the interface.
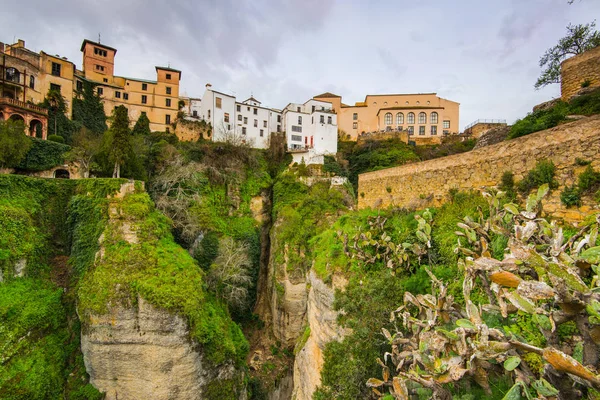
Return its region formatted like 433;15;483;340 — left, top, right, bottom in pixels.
2;0;599;130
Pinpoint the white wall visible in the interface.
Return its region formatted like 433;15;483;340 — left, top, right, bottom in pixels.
236;101;271;149
200;88;236;142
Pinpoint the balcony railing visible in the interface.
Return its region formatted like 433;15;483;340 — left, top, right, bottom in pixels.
464;119;507;130
0;97;48;115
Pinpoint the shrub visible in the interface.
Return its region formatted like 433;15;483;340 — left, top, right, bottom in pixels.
508;102;569;139
517;160;558;193
578;165;600;193
47;134;65;143
575;157;591;166
560;185;581;207
17;137;70;171
0;120;32;168
498;171;516;199
581;79;592;88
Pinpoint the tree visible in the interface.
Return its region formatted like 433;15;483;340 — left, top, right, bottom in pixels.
104;105;132;178
0;120;32;168
535;21;600;89
132;113;151;136
41;89;75;143
67;128;102;178
72;80;107;135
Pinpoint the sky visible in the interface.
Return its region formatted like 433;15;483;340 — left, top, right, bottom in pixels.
2;0;599;131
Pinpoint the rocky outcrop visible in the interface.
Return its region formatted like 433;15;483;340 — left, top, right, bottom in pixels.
292;271;349;400
270;266;309;347
82;297;238;400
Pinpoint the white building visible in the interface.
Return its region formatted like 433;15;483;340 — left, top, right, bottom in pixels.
282;98;338;165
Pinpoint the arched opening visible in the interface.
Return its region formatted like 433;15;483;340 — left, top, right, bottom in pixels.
384;112;392;126
29;119;43;138
430;112;438;124
3;89;16;99
9;114;25;123
407;112;415;124
418;112;427;124
53;169;70;179
396;112;404;125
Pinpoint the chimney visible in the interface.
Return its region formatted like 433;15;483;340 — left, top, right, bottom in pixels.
205;83;212;88
17;39;25;47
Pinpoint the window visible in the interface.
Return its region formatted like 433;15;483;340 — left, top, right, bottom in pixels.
291;134;302;141
97;87;103;95
115;91;121;98
418;112;426;124
242;127;247;135
243;117;248;124
277;115;281;123
419;126;425;135
353;122;358;129
298;116;302;125
123;93;129;100
228;124;231;130
260;129;264;137
29;75;35;89
166;73;172;80
327;116;332;124
320;115;325;124
166;98;171;107
407;112;415;124
103;78;108;83
262;120;266;128
254;119;258;127
396;112;404;124
165;115;171;124
443;130;449;135
312;106;316;113
253;108;257;115
208;110;211;118
297;107;301;112
215;97;222;109
430;112;438;124
141;95;147;104
443;120;450;129
292;126;302;133
95;65;105;72
408;126;414;135
384;112;392;125
51;62;61;77
192;110;198;117
166;87;172;95
237;105;241;112
247;107;250;111
50;83;61;92
238;114;243;121
5;67;19;83
277;125;281;132
353;113;358;120
224;113;230;123
76;80;83;91
94;47;107;57
431;126;437;135
142;83;148;91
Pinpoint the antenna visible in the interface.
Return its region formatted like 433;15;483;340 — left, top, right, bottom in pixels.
168;61;171;68
98;33;101;44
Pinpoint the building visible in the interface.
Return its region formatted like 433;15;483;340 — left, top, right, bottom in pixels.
282;98;338;164
315;92;459;142
77;39;181;132
180;96;202;120
463;119;507;138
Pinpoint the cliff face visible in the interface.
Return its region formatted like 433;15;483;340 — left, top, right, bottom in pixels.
82;297;238;400
292;271;348;400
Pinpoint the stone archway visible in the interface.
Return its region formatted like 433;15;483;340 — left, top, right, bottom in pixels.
29;119;43;138
53;169;70;179
0;111;4;121
9;114;25;123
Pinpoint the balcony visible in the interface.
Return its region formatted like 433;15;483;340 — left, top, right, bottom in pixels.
0;97;48;115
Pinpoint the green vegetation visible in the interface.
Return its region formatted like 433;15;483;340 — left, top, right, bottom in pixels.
560;184;582;207
42;89;75;143
17;137;70;172
0;120;32;168
499;171;517;200
72;80;108;135
517;159;558;194
413;135;476;161
560;165;600;207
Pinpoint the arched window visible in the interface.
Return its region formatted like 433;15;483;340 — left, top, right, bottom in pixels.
384;112;392;125
396;112;404;125
6;67;19;83
418;112;427;124
430;112;438;124
407;112;415;124
29;75;35;89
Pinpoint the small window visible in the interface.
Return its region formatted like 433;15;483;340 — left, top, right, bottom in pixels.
419;126;425;135
166;87;172;95
76;80;83;91
142;83;148;91
237;105;241;112
95;65;105;72
238;114;242;121
396;112;404;125
141;95;147;104
123;93;129;100
224;113;230;123
277;115;281;123
208;110;211;118
115;91;121;98
418;112;426;124
263;120;267;128
166;73;172;80
430;112;438;124
297;107;301;112
192;110;198;117
291;134;302;141
94;47;107;57
443;120;450;129
353;122;357;129
228;124;231;130
51;62;61;77
292;125;302;133
443;130;449;135
166;98;171;107
353;113;358;120
320;115;325;124
327;116;332;124
407;112;415;124
254;119;258;127
431;126;437;135
103;78;108;82
242;127;247;135
260;129;264;137
408;126;414;135
215;97;222;109
277;125;281;132
97;87;103;95
29;75;35;89
50;83;61;92
253;108;257;115
243;117;248;124
165;115;171;124
298;116;302;125
312;106;316;113
384;112;392;125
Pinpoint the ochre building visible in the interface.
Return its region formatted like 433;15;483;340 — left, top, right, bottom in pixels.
314;92;460;142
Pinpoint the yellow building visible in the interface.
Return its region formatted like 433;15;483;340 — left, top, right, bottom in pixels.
77;39;181;132
314;92;460;142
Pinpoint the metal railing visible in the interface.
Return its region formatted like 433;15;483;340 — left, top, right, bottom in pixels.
0;97;48;115
464;119;507;130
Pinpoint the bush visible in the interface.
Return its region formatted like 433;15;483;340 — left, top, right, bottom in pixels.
517;160;558;194
499;171;516;200
0;120;32;168
578;165;600;193
17;137;70;171
560;185;581;207
47;134;65;143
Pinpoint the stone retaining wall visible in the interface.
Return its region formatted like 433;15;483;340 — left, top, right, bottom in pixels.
358;116;600;222
561;46;600;101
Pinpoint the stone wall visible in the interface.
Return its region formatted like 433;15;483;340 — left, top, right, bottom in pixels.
561;46;600;101
358;116;600;222
464;122;507;139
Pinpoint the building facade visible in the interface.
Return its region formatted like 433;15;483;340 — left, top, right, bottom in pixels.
314;92;459;142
